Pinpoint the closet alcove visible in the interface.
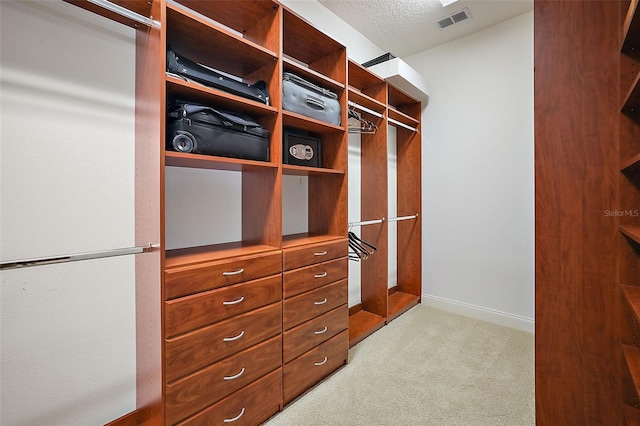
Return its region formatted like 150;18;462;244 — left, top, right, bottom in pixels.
347;60;423;347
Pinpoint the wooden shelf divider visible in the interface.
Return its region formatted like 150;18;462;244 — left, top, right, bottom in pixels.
621;225;640;245
624;344;640;398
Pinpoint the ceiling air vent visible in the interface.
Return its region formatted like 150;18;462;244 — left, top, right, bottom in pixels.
436;8;471;29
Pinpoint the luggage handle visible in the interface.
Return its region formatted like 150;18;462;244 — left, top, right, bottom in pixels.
173;104;261;129
306;96;325;111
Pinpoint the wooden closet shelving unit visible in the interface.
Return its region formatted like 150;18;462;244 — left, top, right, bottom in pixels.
62;0;421;423
620;1;640;422
347;60;389;346
347;60;422;347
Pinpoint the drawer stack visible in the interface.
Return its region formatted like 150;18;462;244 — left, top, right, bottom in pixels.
282;239;350;404
163;251;283;425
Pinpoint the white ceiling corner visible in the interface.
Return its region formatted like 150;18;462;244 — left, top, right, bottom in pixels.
317;0;533;58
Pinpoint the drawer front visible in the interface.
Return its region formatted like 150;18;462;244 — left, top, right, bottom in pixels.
165;274;282;338
283;257;348;298
164;251;282;300
165;303;282;383
166;336;282;426
284;304;348;363
180;368;282;426
283;239;347;271
283;279;347;330
283;330;348;405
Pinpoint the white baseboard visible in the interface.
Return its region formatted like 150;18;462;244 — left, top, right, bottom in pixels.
421;294;534;334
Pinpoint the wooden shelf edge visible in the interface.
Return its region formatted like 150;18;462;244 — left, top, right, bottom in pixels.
625;404;640;425
387;291;420;322
621;225;640;245
622;285;640;324
282;164;345;176
283;110;345;133
166;76;279;115
622;70;640;112
165;242;280;269
623;0;640;53
349;310;386;347
387;107;420;128
64;0;151;28
622;152;640;172
624;344;640;398
348;89;387;115
281;233;346;249
165;151;278;171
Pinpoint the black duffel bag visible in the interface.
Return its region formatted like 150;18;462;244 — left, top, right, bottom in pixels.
167;102;270;162
167;47;270;105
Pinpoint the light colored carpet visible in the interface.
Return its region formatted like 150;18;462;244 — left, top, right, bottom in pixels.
264;304;534;426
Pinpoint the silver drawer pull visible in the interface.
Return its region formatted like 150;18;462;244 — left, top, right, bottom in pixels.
314;251;328;256
314;272;328;278
223;367;246;381
223;296;245;305
223;330;245;342
314;357;328;366
224;407;245;423
222;268;244;276
314;326;328;335
314;298;328;305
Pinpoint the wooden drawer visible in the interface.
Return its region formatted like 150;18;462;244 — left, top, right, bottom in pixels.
283;257;347;298
284;304;348;363
165;274;282;338
283;330;348;405
164;251;282;300
165;303;282;383
283;279;347;330
179;368;282;426
166;336;282;426
283;239;347;271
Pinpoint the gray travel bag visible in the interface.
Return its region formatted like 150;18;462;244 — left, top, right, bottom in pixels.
282;72;341;125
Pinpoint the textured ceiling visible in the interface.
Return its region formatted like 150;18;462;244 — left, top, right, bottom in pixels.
317;0;533;58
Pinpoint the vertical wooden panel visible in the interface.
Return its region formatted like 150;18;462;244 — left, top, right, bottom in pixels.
396;126;422;298
135;0;164;423
360;122;389;317
535;0;621;424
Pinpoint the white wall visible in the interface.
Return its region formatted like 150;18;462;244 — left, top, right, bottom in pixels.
0;1;137;423
406;12;535;331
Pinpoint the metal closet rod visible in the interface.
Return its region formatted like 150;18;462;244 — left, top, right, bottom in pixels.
388;117;418;132
348;101;384;119
87;0;154;27
349;213;418;228
0;243;158;271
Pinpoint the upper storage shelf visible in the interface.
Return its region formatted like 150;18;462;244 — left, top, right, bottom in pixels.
171;0;280;52
166;2;278;80
64;0;152;28
283;8;346;82
387;85;421;131
348;60;387;108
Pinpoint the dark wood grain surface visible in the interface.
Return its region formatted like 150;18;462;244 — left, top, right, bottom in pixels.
535;1;621;424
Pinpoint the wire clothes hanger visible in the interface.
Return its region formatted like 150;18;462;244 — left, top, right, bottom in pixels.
348;104;378;134
348;231;377;262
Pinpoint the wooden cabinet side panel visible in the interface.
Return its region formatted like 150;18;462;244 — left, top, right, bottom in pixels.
360;124;389;317
136;0;164;422
535;1;621;424
396;126;422;297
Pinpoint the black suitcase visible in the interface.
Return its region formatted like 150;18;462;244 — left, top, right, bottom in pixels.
167;47;270;105
167;103;270;162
